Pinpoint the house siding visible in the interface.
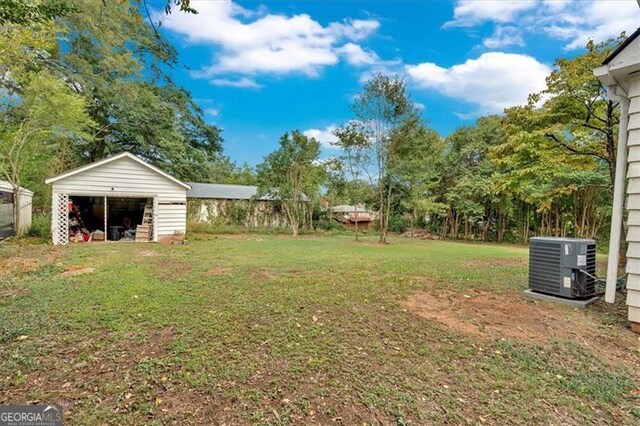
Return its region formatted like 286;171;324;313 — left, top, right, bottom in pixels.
626;75;640;323
50;155;187;242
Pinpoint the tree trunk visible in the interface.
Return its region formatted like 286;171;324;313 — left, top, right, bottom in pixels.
284;201;299;237
354;204;359;241
452;212;461;239
482;207;490;242
379;181;393;244
12;184;21;237
497;210;503;243
464;216;469;240
441;210;450;239
522;204;530;244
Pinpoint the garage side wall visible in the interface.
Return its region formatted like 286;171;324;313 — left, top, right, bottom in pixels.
50;156;187;242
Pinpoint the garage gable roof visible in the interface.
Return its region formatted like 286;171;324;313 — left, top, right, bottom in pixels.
45;152;191;190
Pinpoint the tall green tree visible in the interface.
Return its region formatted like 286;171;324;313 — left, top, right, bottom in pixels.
390;114;445;231
351;74;414;243
492;103;609;239
334;121;372;240
0;20;94;234
257;131;321;236
434;119;502;240
321;157;346;215
488;37;621;240
57;0;222;179
0;0;73;25
206;156;257;185
536;37;622;187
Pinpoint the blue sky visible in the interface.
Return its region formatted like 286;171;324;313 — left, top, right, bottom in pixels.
152;0;639;165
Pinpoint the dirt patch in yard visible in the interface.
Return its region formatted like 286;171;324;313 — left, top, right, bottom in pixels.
129;327;176;359
249;270;277;282
137;249;158;257
204;267;234;277
409;275;438;285
0;286;30;300
403;290;546;339
155;364;395;426
60;266;95;277
0;257;42;278
0;246;64;279
147;258;192;280
402;290;640;368
1;327;177;411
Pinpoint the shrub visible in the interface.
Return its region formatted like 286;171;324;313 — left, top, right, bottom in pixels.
28;213;51;240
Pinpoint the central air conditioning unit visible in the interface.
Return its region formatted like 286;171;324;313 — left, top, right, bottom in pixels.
528;237;596;299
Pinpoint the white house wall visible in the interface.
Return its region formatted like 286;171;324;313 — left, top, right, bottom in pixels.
626;75;640;323
50;155;187;241
608;36;640;71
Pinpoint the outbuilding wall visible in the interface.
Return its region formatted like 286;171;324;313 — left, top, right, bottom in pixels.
0;183;33;236
188;198;290;228
50;155;187;243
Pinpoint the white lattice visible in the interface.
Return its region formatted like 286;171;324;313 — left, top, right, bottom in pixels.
53;193;69;245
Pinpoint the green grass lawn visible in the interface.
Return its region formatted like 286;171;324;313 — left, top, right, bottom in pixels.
0;235;638;425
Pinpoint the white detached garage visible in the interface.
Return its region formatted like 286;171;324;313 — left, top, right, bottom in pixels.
45;152;190;245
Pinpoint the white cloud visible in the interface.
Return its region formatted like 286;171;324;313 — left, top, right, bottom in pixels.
542;0;569;12
336;43;379;66
303;125;339;149
543;0;638;50
447;0;638;50
210;77;262;89
204;108;220;117
483;26;525;48
406;52;551;115
445;0;537;27
159;1;381;84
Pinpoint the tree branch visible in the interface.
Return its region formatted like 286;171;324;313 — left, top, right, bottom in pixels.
544;132;609;162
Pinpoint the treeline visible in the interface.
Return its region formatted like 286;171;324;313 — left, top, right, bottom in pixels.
416;38;618;243
0;0;222;222
226;37;621;244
